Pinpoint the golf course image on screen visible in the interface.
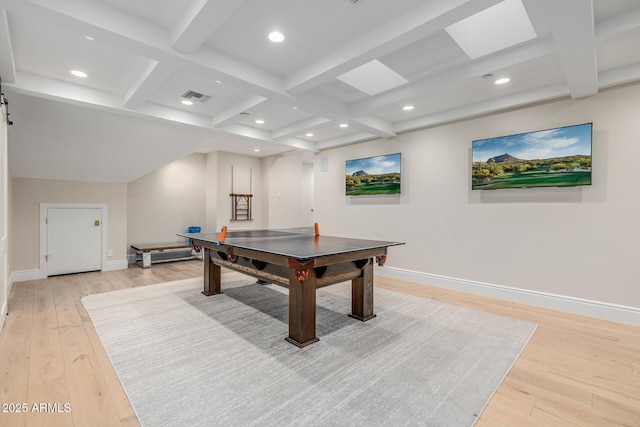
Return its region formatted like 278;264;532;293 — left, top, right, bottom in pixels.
346;153;401;196
472;123;592;190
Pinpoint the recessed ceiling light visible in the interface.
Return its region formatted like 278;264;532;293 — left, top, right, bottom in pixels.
403;105;414;111
181;100;193;105
254;149;261;152
85;36;94;41
215;80;222;84
339;123;349;128
268;31;284;43
70;70;88;78
306;133;314;137
495;77;510;85
255;119;265;124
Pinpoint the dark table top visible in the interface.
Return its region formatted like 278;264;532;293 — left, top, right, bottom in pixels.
178;229;403;259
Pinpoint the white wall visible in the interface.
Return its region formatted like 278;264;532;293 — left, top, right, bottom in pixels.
205;151;218;232
215;151;263;230
262;151;313;228
10;178;128;275
126;150;267;248
127;153;206;245
314;83;640;319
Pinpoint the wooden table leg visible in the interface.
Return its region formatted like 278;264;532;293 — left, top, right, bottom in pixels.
349;259;376;321
286;265;319;347
202;248;222;296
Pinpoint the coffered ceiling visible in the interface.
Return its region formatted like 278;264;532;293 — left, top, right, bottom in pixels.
2;0;640;182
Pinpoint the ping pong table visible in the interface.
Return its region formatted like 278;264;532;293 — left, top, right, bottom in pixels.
178;224;403;347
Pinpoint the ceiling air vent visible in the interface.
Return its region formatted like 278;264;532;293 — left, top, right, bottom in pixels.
181;90;212;103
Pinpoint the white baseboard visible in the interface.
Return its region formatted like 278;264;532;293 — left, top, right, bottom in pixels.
0;300;6;333
11;260;128;283
11;268;45;283
104;259;128;271
375;266;640;326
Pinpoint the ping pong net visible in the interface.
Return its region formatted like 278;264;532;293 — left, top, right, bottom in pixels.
218;223;320;244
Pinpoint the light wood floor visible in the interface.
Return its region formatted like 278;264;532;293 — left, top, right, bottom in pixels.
1;261;638;426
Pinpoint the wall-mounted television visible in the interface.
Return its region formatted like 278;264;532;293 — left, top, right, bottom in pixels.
346;153;401;196
472;122;592;190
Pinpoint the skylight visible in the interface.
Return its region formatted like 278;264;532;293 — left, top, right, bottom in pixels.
445;0;537;59
336;60;409;96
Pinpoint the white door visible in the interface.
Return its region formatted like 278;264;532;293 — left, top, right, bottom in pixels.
303;163;314;226
47;208;103;276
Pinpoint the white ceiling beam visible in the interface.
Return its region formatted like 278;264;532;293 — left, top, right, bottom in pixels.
315;132;377;151
269;137;316;152
271;117;331;140
543;0;597;99
171;0;246;54
9;71;128;111
293;91;350;121
291;91;395;138
0;9;16;83
211;95;270;127
7;71;315;153
219;123;272;142
285;0;503;94
351;115;395;138
219;123;316;151
9;71;215;128
124;60;176;109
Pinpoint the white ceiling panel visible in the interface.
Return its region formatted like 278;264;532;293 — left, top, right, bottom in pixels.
203;0;429;76
379;30;469;81
148;68;253;116
597;27;640;72
100;0;197;30
370;55;567;123
9;12;150;95
235;102;315;132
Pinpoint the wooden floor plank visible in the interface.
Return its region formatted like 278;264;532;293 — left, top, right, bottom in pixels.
53;280;122;427
0;281;35;427
26;282;72;427
0;261;638;426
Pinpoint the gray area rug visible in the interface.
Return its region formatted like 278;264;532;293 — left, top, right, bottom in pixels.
82;273;536;427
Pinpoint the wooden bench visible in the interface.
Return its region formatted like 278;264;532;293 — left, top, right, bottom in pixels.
130;242;200;268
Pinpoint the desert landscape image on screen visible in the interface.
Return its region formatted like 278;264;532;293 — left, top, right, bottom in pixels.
346;153;401;195
472;123;592;190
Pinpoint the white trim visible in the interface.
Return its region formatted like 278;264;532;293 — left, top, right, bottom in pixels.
375;266;640;326
11;261;126;283
10;269;45;283
104;259;128;271
0;299;5;333
40;203;108;277
7;271;14;294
